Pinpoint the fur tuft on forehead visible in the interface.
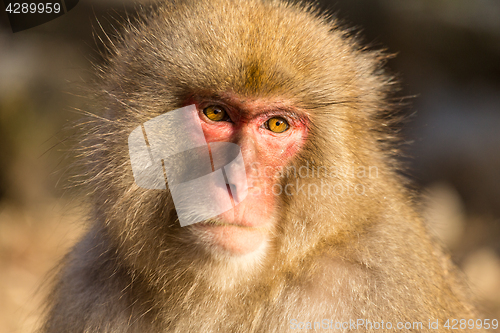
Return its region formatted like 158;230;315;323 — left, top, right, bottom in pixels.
103;0;391;107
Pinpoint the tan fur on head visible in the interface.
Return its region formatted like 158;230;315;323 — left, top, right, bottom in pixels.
41;1;484;332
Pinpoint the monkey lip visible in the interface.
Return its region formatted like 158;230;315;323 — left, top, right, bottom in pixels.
194;218;260;229
196;221;247;227
192;192;272;229
193;205;272;229
191;217;270;255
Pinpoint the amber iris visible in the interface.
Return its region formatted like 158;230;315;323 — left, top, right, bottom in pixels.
266;117;289;133
203;106;228;121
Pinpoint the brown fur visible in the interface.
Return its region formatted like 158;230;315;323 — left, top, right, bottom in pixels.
41;0;483;332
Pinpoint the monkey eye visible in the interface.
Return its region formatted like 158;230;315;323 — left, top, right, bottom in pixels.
265;117;289;133
203;105;230;122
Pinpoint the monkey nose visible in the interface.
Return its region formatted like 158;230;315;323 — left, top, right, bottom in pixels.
225;175;248;204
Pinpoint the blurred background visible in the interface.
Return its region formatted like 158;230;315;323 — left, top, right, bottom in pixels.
0;0;499;331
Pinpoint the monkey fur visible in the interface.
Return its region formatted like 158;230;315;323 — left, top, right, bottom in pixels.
41;0;484;332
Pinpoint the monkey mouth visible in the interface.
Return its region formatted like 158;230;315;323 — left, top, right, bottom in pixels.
192;202;272;230
197;221;248;228
194;217;257;229
190;216;271;255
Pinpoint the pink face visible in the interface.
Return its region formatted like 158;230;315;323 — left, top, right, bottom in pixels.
187;94;309;255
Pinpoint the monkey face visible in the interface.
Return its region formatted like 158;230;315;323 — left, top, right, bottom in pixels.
186;95;309;254
126;98;308;255
92;0;391;268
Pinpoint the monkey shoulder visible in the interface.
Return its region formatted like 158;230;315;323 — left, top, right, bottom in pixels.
295;216;479;325
41;227;157;333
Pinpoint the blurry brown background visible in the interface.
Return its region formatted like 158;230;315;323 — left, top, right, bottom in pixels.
0;0;499;332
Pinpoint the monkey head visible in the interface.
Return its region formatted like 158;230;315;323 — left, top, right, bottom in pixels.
85;0;394;284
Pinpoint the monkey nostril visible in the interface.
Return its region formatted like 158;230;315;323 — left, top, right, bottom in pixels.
227;182;248;205
227;183;237;201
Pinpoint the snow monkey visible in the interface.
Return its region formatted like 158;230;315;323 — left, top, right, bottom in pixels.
41;0;488;332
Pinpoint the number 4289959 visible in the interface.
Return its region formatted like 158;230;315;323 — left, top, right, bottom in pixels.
444;318;498;330
5;2;62;14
